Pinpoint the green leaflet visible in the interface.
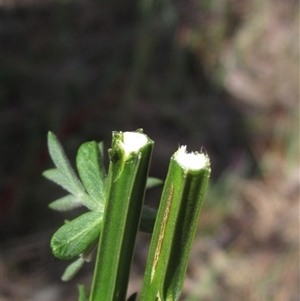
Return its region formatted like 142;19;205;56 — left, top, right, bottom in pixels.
43;168;82;196
146;177;163;189
48;195;82;211
62;257;85;281
78;285;88;301
43;167;98;210
76;141;106;210
47;132;85;194
51;211;103;260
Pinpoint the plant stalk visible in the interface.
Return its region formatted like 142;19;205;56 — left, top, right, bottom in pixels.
140;146;210;301
89;130;154;301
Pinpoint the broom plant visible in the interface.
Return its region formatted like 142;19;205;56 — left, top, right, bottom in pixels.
44;129;210;301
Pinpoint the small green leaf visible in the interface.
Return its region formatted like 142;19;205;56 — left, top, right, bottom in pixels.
43;168;100;211
43;168;81;196
146;177;163;189
47;132;85;194
48;195;82;211
76;141;106;210
51;211;103;260
78;284;88;301
61;257;85;281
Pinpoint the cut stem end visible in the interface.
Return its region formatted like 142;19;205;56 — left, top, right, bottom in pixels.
174;146;209;171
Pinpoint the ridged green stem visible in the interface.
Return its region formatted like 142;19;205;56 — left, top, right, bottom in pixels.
140;146;210;301
89;130;154;301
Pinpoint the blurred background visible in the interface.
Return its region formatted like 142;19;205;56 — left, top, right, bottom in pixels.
1;0;299;300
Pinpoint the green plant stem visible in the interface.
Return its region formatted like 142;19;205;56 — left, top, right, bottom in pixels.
140;146;210;301
89;130;154;301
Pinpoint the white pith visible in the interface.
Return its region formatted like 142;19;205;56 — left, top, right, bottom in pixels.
174;146;207;170
121;132;148;156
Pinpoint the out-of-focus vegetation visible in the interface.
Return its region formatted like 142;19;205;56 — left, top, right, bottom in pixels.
1;0;299;300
